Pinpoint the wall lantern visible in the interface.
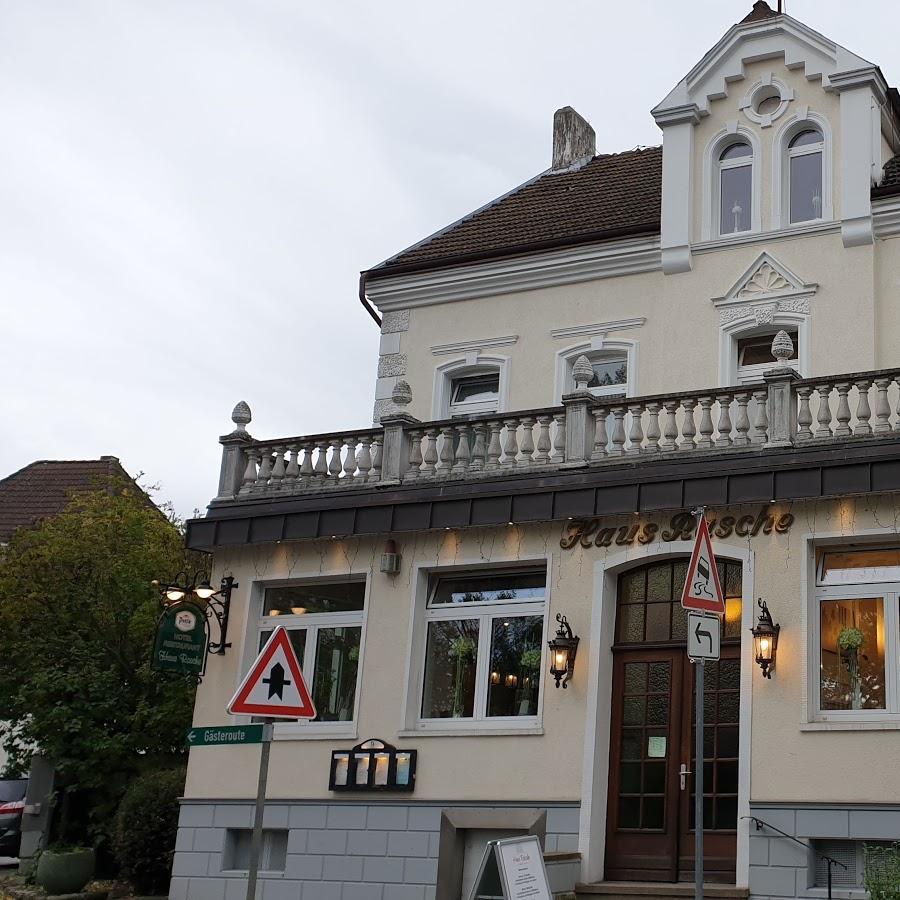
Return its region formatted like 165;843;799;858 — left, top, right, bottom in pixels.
547;613;579;689
380;539;401;575
750;598;780;679
152;572;237;655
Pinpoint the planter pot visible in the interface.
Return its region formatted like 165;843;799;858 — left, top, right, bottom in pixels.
35;847;95;895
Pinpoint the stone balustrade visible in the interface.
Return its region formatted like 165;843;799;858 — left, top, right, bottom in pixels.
212;336;900;504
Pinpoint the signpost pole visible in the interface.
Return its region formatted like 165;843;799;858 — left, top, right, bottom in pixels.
245;720;274;900
695;658;704;900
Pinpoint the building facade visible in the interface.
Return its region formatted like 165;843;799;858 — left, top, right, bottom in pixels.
174;4;900;898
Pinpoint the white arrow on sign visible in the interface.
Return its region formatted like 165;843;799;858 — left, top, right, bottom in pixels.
687;612;721;661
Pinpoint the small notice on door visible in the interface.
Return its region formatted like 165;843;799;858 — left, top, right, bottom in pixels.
469;835;552;900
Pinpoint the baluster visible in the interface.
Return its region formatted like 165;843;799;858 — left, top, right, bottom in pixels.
342;437;358;481
357;436;373;482
257;450;274;488
270;445;286;488
370;437;383;482
239;447;259;494
453;423;471;472
815;385;833;439
328;439;343;481
486;421;503;470
715;395;733;448
626;404;644;454
299;443;314;486
661;401;679;452
405;430;422;480
502;418;520;467
834;383;852;436
437;426;455;474
470;423;487;472
696;396;714;449
422;429;439;476
520;417;535;466
680;399;697;450
733;393;751;446
535;416;552;464
313;441;329;483
551;413;566;463
284;445;300;484
645;403;661;453
874;378;892;434
591;407;609;460
609;407;627;456
853;380;872;436
795;387;813;442
751;390;768;444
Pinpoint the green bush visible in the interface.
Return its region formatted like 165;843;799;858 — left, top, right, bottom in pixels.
114;768;186;894
865;843;900;900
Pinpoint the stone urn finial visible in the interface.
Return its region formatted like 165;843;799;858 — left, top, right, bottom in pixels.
231;400;252;433
572;355;594;391
771;330;794;367
392;380;412;407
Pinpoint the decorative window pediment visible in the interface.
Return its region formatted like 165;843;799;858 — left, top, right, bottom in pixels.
713;252;817;325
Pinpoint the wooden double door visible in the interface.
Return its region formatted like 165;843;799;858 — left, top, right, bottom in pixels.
604;646;740;883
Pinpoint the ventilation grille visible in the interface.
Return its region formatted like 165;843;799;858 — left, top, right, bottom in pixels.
813;840;894;888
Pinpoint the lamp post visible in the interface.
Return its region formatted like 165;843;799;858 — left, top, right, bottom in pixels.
152;572;237;656
750;598;780;678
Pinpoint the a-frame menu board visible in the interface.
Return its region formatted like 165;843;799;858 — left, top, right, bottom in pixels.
468;835;552;900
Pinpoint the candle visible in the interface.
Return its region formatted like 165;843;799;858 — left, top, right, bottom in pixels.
395;753;411;785
333;753;349;787
374;753;390;786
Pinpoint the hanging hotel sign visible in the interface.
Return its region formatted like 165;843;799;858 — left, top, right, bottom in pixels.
330;739;417;793
151;601;208;676
560;506;794;551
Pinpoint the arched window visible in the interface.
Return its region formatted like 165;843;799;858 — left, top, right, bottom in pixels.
718;142;753;236
787;127;824;224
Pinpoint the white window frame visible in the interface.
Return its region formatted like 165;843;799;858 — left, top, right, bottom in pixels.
720;313;809;386
236;576;369;739
773;112;834;230
448;371;501;418
702;125;762;241
556;339;637;401
734;326;800;385
432;353;509;419
811;558;900;723
401;560;552;736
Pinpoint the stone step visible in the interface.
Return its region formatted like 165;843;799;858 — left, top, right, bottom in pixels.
576;882;749;900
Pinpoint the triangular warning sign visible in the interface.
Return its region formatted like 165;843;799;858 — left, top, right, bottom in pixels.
681;516;725;615
228;627;317;719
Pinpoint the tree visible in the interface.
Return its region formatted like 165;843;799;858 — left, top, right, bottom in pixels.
0;478;199;851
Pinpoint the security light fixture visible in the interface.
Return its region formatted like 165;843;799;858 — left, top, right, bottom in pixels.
547;613;579;689
750;598;780;678
152;572;237;656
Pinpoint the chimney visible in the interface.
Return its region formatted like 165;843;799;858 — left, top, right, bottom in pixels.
552;106;596;172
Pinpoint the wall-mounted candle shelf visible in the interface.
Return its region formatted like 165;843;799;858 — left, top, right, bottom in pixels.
329;738;417;793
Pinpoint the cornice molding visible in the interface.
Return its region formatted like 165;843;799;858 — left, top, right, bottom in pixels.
366;235;661;312
550;318;646;340
873;196;900;239
430;335;519;355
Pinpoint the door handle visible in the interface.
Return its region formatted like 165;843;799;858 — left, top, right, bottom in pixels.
679;763;691;791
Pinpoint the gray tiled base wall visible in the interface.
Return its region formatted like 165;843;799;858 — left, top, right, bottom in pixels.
169;800;580;900
749;802;900;900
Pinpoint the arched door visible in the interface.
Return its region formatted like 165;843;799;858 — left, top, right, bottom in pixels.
604;557;742;883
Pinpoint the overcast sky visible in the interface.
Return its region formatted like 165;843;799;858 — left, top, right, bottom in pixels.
3;1;897;517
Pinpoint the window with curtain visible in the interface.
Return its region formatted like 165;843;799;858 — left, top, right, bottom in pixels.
788;128;824;224
718;142;753;235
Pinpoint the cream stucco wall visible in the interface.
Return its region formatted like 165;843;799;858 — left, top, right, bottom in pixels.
186;495;900;809
391;229;883;422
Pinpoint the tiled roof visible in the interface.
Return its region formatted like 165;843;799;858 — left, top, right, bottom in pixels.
0;457;133;543
876;154;900;194
368;146;662;278
741;1;780;24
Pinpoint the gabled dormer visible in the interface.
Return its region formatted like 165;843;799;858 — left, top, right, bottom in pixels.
653;0;900;273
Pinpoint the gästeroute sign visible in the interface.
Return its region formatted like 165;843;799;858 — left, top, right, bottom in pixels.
152;600;208;676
